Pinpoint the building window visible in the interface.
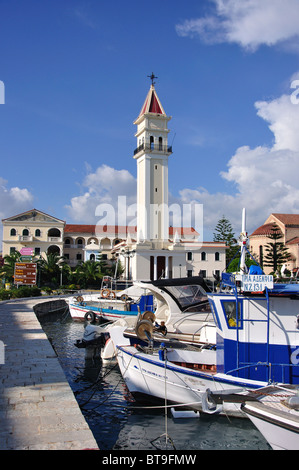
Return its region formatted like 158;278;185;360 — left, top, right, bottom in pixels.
201;251;206;261
34;247;40;256
22;229;29;236
159;137;163;150
35;229;41;237
150;136;154;149
187;269;193;277
64;253;69;260
10;228;16;236
259;245;263;266
215;252;220;261
10;247;16;254
76;253;82;261
187;252;192;261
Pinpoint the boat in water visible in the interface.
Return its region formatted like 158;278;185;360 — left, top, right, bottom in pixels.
109;209;299;417
241;385;299;450
67;276;154;322
75;275;216;361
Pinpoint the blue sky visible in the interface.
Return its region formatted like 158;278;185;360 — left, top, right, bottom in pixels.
1;0;299;241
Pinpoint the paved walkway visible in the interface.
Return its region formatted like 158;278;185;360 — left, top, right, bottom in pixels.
0;297;99;450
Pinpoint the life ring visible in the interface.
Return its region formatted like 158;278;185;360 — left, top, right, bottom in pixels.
84;311;96;323
109;291;116;300
76;295;84;303
101;289;110;298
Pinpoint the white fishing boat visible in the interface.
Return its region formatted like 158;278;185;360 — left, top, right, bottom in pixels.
119;276;216;346
241;385;299;450
75;276;216;361
67;277;154;322
109;209;299;417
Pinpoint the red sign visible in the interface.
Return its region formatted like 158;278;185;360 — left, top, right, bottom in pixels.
14;263;37;285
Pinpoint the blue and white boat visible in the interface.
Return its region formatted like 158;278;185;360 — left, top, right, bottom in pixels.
110;209;299;417
67;279;154;322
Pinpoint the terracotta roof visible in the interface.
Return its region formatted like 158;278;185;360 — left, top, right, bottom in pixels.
272;213;299;226
65;224;137;234
65;224;198;236
286;237;299;245
250;223;277;237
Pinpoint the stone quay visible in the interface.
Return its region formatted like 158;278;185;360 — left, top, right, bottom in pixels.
0;296;99;450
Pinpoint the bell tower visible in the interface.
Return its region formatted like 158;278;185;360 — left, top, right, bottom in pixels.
133;74;172;244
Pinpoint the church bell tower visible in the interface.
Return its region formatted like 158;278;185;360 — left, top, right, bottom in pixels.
133;74;172;245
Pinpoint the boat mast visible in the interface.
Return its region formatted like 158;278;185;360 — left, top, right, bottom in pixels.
239;208;248;274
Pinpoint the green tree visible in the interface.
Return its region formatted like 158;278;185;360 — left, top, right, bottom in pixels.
74;260;103;288
0;251;21;283
263;223;291;273
37;253;68;287
213;215;238;264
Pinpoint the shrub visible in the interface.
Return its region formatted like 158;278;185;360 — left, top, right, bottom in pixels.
0;288;11;301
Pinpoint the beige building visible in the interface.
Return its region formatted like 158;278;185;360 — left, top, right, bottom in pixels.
2;209;65;259
249;213;299;275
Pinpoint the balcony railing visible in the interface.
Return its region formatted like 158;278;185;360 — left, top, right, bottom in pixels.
47;237;62;243
134;143;172;156
19;235;33;242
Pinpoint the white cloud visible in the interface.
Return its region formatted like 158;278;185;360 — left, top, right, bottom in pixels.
179;80;299;236
0;178;34;221
176;0;299;51
65;164;136;224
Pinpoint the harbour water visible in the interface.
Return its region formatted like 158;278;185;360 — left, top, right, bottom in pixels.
41;314;271;451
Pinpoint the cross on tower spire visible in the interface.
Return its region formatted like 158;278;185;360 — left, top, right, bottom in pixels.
148;73;158;86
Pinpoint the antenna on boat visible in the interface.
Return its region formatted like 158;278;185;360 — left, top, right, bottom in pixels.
239;208;248;274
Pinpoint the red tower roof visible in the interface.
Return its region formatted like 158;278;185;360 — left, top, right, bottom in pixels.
138;85;166;117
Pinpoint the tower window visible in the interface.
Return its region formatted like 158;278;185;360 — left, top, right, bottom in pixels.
159;137;163;150
150;136;154;149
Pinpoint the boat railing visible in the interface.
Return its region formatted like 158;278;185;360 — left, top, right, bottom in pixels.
171;311;215;341
225;361;299;384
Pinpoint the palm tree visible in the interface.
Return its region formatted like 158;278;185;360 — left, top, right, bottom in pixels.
74;260;103;288
0;251;21;283
37;253;68;287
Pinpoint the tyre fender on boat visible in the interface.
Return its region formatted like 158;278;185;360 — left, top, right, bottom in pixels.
84;311;97;323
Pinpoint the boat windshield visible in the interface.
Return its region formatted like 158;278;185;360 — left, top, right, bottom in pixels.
164;284;207;309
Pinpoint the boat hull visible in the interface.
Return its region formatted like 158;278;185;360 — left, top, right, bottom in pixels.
115;342;266;418
69;302;138;322
242;401;299;450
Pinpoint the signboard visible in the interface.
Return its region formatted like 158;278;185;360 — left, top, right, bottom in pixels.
238;274;273;292
20;256;32;262
14;263;37;285
20;247;34;256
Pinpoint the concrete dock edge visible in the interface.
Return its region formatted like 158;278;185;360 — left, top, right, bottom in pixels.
0;297;99;450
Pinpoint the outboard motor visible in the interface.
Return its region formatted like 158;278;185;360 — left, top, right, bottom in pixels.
75;324;108;360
